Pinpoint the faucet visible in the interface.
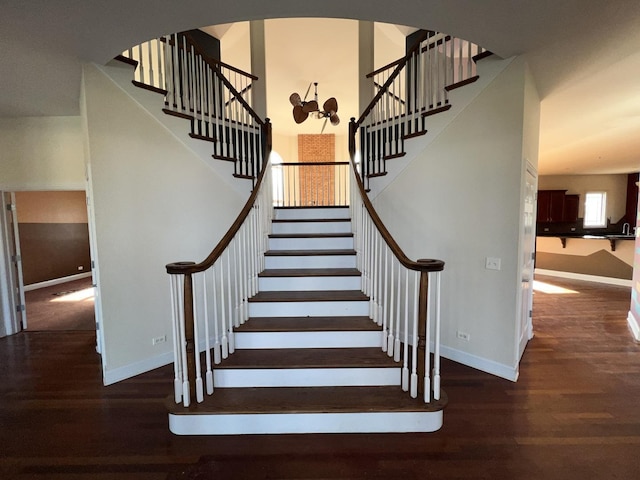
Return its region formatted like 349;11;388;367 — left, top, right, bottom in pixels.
622;222;630;235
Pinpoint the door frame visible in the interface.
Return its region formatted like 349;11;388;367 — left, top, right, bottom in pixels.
517;162;537;362
0;191;26;336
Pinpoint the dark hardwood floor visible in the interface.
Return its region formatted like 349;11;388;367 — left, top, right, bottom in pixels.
1;275;639;479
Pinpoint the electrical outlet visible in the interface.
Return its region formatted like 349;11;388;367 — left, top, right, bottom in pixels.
485;257;501;270
456;331;471;341
152;335;166;345
78;266;84;271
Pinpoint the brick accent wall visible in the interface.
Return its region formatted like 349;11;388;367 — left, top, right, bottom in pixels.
297;134;335;206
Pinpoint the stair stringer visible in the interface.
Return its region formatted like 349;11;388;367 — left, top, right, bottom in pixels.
366;55;516;200
96;59;252;198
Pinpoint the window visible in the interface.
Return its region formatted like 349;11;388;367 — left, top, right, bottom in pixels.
583;191;607;227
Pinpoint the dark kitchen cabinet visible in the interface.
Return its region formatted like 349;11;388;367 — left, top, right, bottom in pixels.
563;195;580;222
537;190;566;223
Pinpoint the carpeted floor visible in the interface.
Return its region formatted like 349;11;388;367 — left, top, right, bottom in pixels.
24;277;96;331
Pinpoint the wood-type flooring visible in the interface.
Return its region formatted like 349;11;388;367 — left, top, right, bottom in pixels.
0;275;638;479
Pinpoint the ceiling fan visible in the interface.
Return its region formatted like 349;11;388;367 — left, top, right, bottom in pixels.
289;82;340;133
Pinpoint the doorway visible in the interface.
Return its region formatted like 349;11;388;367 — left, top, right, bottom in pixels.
8;191;95;333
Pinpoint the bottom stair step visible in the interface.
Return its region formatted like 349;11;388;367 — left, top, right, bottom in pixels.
168;386;447;435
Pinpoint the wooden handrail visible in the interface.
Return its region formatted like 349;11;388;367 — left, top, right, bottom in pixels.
180;33;264;126
364;33;450;80
166;119;272;276
366;58;404;79
348;119;444;273
161;35;259;80
355;31;428;126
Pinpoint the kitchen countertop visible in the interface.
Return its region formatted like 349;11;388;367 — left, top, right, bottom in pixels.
537;232;636;251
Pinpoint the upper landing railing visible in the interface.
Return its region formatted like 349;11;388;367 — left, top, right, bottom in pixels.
122;32;266;182
355;31;488;188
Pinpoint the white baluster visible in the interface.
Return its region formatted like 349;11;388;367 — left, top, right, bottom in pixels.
219;258;229;359
226;250;235;354
137;44;144;84
156;38;164;89
402;268;410;391
372;232;380;325
172;34;180;109
458;38;463;84
424;269;432;403
233;237;241;326
211;266;222;364
238;225;246;323
387;250;395;357
394;261;402;363
192;276;204;403
433;270;442;401
147;40;155;87
381;245;389;352
202;272;214;395
189;44;196;113
169;275;183;403
410;270;419;398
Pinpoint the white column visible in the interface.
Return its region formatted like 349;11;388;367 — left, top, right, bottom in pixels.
250;20;268;120
358;21;375;116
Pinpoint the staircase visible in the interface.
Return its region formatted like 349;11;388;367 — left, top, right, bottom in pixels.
168;206;446;435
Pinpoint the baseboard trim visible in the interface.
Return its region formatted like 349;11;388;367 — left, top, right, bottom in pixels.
440;345;518;382
535;269;632;288
24;272;93;292
628;312;640;342
103;350;173;386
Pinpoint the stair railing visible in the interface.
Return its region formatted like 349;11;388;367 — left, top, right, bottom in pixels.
357;31;486;187
349;121;445;403
272;161;350;207
166;121;272;407
123;33;265;182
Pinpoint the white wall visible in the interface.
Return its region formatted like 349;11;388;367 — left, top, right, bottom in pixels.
0;116;85;190
372;57;534;380
82;63;245;384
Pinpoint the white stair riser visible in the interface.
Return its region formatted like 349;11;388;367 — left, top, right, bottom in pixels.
258;275;361;292
249;300;369;317
272;221;352;235
274;207;351;220
265;255;356;269
268;236;353;250
235;331;383;349
170;411;443;435
213;367;400;388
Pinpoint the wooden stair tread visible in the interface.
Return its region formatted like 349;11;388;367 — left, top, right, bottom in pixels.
272;218;351;223
259;268;361;277
217;347;396;369
236;316;379;332
269;232;353;239
250;290;368;302
168;386;447;415
264;249;356;257
275;206;349;210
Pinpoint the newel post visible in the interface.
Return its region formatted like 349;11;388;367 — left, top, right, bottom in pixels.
182;271;196;403
348;118;357;158
167;261;197;406
416;261;430;400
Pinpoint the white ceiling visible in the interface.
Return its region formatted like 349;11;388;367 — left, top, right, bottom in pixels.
1;0;639;176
